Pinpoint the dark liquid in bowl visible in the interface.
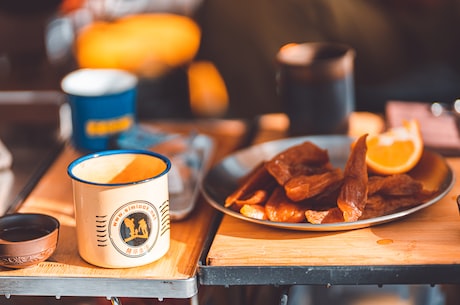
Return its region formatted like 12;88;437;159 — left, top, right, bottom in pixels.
0;227;51;242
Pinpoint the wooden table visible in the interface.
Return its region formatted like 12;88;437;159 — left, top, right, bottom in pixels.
198;114;460;287
0;119;248;299
2;112;460;300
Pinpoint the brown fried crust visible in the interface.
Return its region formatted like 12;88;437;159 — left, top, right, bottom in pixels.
337;134;369;222
225;162;277;209
368;174;423;196
360;191;434;220
265;141;331;186
225;139;435;225
240;204;267;220
321;208;346;223
265;186;307;223
284;168;343;202
235;190;269;206
304;209;330;224
305;207;345;224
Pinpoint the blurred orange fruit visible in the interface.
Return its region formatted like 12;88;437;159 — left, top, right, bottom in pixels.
365;119;423;175
75;13;201;78
188;61;229;117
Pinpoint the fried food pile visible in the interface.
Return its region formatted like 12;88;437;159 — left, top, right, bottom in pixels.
225;134;436;224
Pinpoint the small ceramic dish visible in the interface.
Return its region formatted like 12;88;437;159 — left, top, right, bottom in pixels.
0;213;60;268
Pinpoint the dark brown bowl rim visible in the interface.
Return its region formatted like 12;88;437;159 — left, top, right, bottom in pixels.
0;213;60;245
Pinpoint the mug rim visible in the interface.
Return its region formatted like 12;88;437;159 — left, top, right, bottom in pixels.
277;42;355;66
67;149;171;186
61;68;137;97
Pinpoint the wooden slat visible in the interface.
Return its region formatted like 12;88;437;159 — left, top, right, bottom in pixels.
206;158;460;268
0;120;246;281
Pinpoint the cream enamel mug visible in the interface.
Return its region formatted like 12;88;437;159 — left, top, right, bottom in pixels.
67;149;171;268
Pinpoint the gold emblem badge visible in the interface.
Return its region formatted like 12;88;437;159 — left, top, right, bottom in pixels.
109;200;161;257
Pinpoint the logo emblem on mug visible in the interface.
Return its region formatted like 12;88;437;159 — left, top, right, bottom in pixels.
109;200;161;257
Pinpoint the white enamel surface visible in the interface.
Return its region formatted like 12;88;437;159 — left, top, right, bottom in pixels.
71;154;137;184
61;68;137;96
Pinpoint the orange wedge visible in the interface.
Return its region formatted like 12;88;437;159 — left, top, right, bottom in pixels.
365;119;423;175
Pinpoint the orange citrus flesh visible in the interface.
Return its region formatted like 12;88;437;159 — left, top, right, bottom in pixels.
365;119;423;175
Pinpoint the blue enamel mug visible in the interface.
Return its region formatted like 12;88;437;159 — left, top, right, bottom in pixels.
61;68;137;152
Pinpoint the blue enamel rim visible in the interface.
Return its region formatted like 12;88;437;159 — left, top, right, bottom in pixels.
67;149;171;186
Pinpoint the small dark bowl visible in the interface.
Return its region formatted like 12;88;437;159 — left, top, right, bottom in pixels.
0;213;60;268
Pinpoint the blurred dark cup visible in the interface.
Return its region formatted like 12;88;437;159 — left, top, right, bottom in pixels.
276;42;355;136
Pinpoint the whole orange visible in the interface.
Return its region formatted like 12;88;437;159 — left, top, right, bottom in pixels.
75;13;201;78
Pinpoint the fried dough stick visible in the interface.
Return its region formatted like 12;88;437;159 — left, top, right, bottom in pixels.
265;186;307;223
235;190;269;205
225;162;277;209
368;174;423;196
361;174;435;219
265;141;331;186
304;190;346;225
308;171;432;223
284;168;343;202
240;204;268;220
360;191;434;219
337;134;368;222
305;207;344;224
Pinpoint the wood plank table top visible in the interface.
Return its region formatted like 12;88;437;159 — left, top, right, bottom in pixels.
199;113;460;286
3;112;459;296
0;119;247;299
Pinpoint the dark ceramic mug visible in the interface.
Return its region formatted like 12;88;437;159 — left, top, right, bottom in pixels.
276;42;356;136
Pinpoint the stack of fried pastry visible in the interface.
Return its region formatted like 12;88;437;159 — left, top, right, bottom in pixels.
225;135;436;224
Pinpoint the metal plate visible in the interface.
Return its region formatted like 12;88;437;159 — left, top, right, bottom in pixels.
201;135;455;231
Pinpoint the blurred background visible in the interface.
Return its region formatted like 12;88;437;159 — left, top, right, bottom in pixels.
0;0;228;120
2;0;460;119
1;1;460;305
